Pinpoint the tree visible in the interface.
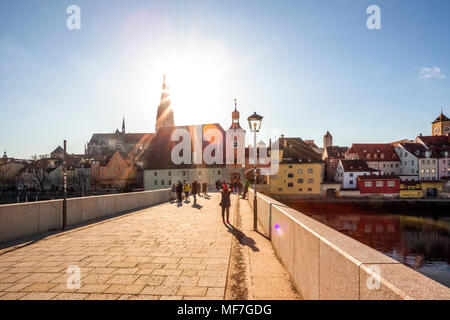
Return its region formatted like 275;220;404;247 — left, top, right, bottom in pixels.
30;160;49;191
0;164;11;192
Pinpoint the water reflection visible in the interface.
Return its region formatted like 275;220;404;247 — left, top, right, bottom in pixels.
286;202;450;288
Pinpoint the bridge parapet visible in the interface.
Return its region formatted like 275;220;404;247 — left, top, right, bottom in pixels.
248;189;450;300
0;189;171;244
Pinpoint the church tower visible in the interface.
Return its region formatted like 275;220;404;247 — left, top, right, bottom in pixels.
155;75;175;133
432;111;450;136
229;99;242;130
122;117;126;135
323;131;333;148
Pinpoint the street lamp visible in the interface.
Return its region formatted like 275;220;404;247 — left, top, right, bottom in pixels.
247;112;263;231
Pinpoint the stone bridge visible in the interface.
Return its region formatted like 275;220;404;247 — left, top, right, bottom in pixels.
0;192;299;300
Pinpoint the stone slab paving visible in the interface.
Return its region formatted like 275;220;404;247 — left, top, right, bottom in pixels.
0;193;299;300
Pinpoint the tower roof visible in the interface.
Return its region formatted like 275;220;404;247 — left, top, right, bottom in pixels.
324;131;332;138
229;99;243;130
156;75;175;132
432;112;449;124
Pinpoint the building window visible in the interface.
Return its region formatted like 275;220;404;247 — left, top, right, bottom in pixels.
308;188;312;192
431;168;436;173
376;181;383;187
288;182;294;187
154;172;157;176
169;180;172;185
161;180;164;185
183;171;186;176
289;165;293;169
308;178;314;184
349;180;354;185
278;188;283;192
298;169;303;174
154;180;158;185
387;181;395;187
365;181;372;187
298;179;304;183
349;173;353;177
288;173;294;178
308;168;313;173
199;171;202;176
168;172;171;176
299;188;303;192
217;170;221;175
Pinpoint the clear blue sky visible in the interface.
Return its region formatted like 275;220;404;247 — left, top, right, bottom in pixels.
1;0;449;158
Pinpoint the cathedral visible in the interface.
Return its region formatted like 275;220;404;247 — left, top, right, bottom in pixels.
86;76;175;160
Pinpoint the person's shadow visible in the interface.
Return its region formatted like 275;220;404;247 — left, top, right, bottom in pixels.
224;223;259;252
192;203;203;209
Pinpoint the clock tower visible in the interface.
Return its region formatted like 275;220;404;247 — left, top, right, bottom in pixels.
432;111;450;136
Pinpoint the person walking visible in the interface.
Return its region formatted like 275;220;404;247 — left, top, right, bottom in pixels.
220;183;232;224
242;178;250;199
191;180;199;204
184;181;191;202
170;183;177;202
202;181;208;196
176;181;183;203
215;180;221;191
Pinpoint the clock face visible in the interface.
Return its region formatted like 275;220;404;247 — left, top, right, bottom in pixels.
434;126;440;134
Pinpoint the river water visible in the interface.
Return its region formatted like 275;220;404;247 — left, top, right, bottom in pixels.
285;201;450;288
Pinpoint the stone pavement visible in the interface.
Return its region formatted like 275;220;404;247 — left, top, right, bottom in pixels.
0;193;300;300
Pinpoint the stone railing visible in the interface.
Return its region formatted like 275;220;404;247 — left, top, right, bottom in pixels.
248;189;450;300
0;189;172;244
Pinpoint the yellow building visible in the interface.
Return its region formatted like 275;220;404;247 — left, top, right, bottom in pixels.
421;181;444;198
268;137;324;199
399;181;423;198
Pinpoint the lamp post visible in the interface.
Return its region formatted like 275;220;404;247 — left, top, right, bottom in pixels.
247;112;263;231
63;140;67;230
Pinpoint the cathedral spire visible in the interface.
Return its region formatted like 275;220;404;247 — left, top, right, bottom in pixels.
155;74;175;133
122;116;125;134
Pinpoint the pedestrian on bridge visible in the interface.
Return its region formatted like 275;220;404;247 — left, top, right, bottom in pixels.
171;183;177;202
176;181;183;203
202;181;208;197
191;180;199;203
220;183;232;224
184;182;191;202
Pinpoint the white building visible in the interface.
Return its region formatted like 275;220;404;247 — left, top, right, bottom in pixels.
335;159;378;189
345;144;401;175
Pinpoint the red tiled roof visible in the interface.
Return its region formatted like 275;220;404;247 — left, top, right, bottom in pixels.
325;146;348;158
357;174;400;181
340;159;376;172
346;144;400;162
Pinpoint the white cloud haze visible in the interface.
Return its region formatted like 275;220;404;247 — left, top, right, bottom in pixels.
418;66;445;79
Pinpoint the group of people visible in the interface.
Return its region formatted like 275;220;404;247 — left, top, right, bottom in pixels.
171;177;252;226
171;180;209;204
